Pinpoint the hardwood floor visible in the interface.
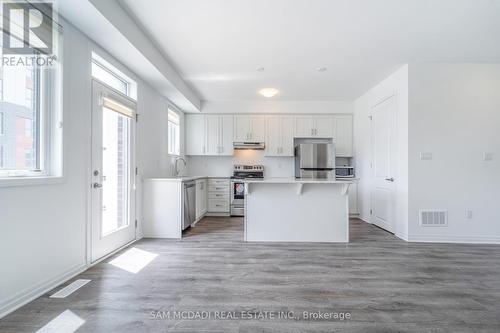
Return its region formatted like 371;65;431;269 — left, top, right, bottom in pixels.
2;217;500;332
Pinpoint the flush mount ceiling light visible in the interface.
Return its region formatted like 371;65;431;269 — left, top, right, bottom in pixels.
256;67;265;72
259;88;279;98
317;67;327;72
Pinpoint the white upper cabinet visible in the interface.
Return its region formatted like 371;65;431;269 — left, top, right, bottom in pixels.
205;115;220;155
294;115;315;137
186;114;233;156
219;115;234;155
234;115;266;142
186;114;205;155
265;116;281;156
281;116;294;156
265;115;294;156
234;115;250;142
187;113;352;157
294;115;333;138
333;115;353;157
250;115;266;142
314;115;334;137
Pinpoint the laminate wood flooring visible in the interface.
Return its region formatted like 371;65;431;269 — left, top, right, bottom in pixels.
1;218;500;332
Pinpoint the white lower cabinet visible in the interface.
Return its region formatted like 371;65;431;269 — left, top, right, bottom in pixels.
195;179;207;220
348;182;358;216
207;178;230;215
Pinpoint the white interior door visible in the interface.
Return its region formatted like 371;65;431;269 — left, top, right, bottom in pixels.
371;96;397;233
91;80;137;262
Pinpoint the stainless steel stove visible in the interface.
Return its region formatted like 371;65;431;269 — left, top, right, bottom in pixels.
230;165;264;216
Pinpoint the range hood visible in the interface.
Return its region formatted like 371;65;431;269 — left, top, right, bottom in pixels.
233;142;266;150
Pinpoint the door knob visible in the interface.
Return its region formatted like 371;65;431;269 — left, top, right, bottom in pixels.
93;183;103;188
385;177;395;182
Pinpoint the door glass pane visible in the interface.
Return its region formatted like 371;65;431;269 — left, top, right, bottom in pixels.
102;106;130;236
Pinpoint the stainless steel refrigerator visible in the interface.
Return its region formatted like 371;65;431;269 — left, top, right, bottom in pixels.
295;143;335;179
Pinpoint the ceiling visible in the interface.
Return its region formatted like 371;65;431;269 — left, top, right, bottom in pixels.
119;0;500;101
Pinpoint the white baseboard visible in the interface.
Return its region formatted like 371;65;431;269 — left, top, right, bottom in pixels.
0;237;143;320
395;232;409;241
0;263;87;319
408;234;500;244
357;215;370;223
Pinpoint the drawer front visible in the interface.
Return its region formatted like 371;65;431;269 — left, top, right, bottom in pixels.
208;185;230;192
208;192;230;200
208;199;230;212
208;178;230;186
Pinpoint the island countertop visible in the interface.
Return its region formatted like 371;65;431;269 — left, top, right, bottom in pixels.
244;177;355;184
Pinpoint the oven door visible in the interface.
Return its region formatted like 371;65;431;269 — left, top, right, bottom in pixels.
231;180;245;204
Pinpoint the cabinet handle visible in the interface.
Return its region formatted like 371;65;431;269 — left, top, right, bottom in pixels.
202;146;205;154
311;129;314;136
277;147;279;154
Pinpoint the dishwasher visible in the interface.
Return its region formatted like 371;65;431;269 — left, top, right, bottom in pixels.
183;181;196;230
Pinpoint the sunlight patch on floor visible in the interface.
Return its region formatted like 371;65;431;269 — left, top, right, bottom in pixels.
36;309;85;333
108;247;158;273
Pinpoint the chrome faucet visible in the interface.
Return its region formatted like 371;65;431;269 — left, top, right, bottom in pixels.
174;157;187;176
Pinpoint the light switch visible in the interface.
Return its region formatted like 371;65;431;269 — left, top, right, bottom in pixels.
483;152;493;161
420;152;433;160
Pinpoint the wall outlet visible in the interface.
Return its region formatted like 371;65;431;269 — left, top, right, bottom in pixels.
420;152;433;160
465;209;473;219
483;152;493;161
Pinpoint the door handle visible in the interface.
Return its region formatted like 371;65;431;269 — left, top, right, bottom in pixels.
93;182;102;188
385;177;395;182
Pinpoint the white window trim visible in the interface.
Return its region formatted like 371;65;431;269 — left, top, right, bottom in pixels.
0;33;64;186
167;105;181;156
91;52;137;100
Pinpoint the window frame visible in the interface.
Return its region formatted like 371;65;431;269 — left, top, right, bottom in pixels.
91;52;137;101
0;39;63;187
167;106;181;156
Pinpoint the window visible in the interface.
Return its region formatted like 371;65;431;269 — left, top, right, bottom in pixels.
91;52;137;100
0;9;63;183
0;65;42;175
168;108;180;156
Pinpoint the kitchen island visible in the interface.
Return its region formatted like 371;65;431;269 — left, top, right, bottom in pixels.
244;178;353;242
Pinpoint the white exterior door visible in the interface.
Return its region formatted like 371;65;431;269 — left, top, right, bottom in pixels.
371;96;397;233
91;80;136;262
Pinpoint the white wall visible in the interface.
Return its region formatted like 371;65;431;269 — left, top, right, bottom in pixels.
408;63;500;243
201;100;353;114
354;65;409;239
187;150;295;178
0;19;173;317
